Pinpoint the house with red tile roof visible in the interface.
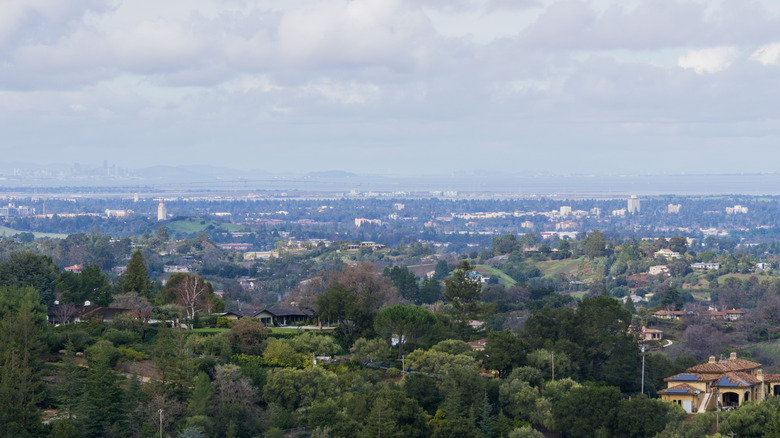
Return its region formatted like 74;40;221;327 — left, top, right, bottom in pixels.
660;352;780;413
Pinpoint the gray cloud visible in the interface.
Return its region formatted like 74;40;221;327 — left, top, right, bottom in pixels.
3;0;780;175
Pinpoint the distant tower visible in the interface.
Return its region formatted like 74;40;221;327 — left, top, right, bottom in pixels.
157;200;166;221
133;193;139;203
627;195;641;214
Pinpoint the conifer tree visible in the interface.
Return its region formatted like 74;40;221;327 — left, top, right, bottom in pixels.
122;250;151;297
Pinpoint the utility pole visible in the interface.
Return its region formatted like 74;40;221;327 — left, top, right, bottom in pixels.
640;344;646;395
159;409;163;438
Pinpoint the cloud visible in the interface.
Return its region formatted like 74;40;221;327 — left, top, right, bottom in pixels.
750;42;780;66
678;46;739;74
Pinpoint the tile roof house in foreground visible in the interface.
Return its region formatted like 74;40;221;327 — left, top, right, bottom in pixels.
659;352;780;413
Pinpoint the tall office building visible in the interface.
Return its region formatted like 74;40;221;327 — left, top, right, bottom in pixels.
627;195;640;214
157;200;167;221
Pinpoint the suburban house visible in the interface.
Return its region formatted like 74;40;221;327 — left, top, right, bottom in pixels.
254;306;314;326
659;353;780;413
653;310;685;320
725;309;745;321
653;308;744;322
64;264;83;274
469;338;487;351
641;327;663;342
649;265;669;276
48;303;135;325
691;262;721;271
655;249;681;259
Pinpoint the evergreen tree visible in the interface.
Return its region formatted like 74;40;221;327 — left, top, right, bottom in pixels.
122;250;151;297
188;372;214;417
0;301;45;436
79;344;125;437
56;341;84;419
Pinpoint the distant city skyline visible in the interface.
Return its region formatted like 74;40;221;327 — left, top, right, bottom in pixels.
3;1;780;175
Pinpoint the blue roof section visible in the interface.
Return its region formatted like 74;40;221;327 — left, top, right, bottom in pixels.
672;374;700;381
667;387;698;394
717;375;750;387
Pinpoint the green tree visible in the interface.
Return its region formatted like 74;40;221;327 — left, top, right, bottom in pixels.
384;266;420;303
434;260;450;280
56;341;84;419
481;329;529;378
374;305;437;358
317;283;377;343
58;264;111;306
443;261;483;337
0;252;58;307
122;250;151;297
79;341;125;437
583;230;607;259
552;384;621;438
188;372;213;417
0;293;46;436
668;235;688;255
263;366;340;410
419;277;443;304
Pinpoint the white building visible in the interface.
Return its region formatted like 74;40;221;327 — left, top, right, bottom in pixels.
157;200;167;221
668;204;682;214
627;195;641;214
726;205;748;214
559;206;572;217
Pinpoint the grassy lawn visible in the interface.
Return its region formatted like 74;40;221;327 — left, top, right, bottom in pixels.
690;291;711;301
475;265;517;287
535;257;584;278
0;225;68;239
569;291;587;300
166;218;217;234
192;328;229;334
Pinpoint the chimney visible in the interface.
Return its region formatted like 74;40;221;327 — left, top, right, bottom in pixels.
758;369;764;381
730;352;737;360
709;356;716;363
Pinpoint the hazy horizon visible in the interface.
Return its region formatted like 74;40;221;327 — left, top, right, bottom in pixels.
3;1;780;175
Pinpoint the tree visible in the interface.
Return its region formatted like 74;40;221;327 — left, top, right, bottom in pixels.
263;366;340;410
0;252;58;307
434;260;450;280
58;264;111;306
668;235;688;255
583;231;607;259
56;341;84;419
0;291;46;436
481;330;529;378
350;337;391;365
225;318;269;355
122;250;151;297
175;274;213;321
443;261;483;337
384;266;419;303
552;385;621;438
374;305;437;358
419;277;443;303
80;342;125;437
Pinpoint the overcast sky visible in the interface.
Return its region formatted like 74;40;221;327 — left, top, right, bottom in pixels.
3;0;780;176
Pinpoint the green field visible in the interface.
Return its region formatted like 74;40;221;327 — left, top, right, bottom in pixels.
475;265;517;287
192;327;229;334
535;257;584;278
0;225;68;239
166;218;245;235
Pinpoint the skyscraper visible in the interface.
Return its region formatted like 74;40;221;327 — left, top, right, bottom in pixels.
627;195;640;214
157;200;166;221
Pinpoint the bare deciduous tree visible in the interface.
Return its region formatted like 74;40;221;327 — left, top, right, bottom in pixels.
175;275;211;320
